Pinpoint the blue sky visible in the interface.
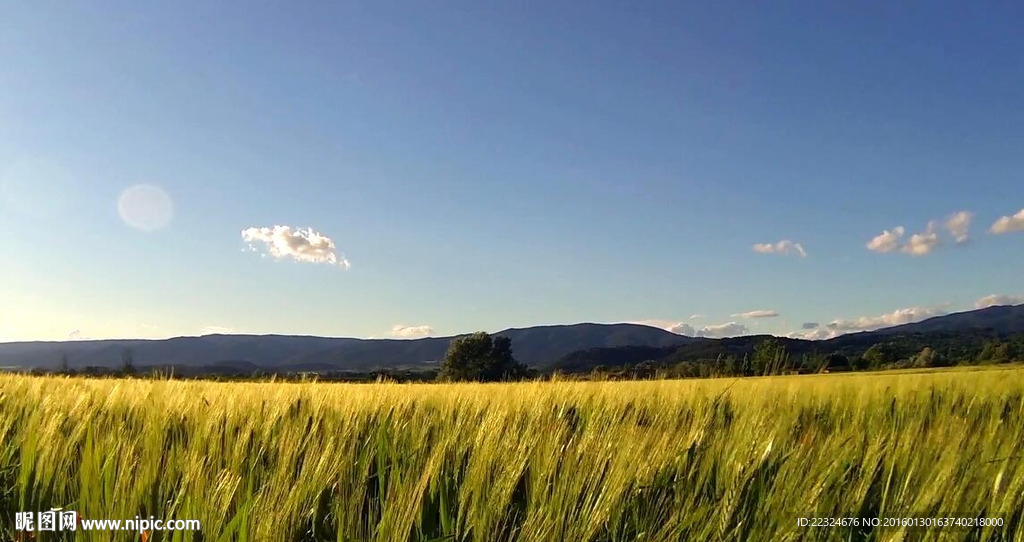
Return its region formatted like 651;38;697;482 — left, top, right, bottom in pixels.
1;1;1022;342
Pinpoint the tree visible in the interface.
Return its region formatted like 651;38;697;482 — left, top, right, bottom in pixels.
824;353;850;372
439;332;527;382
913;347;938;368
633;360;659;379
862;343;897;369
753;338;789;375
121;348;136;375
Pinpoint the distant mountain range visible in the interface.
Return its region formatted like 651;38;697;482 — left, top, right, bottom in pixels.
1;305;1020;374
555;305;1024;372
871;304;1024;335
0;323;691;372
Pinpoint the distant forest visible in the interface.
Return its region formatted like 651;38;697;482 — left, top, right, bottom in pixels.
554;329;1024;379
22;328;1024;382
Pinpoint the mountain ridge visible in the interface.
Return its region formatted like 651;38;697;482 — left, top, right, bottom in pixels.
0;322;692;371
2;305;1021;373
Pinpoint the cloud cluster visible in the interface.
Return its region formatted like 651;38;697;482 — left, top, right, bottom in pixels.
732;310;779;319
242;226;351;268
975;294;1024;309
697;322;749;338
640;319;750;338
863;206;1024;254
752;240;807;258
659;321;749;338
866;210;975;256
989;208;1024;235
866;221;944;256
787;306;947;340
825;306;947;332
787;328;836;341
390;324;435;338
667;322;696;336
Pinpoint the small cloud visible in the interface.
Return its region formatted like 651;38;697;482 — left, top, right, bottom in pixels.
989;208;1024;235
390;324;435;338
944;211;972;243
752;240;807;258
633;319;753;338
866;226;905;253
68;329;81;340
868;222;942;256
242;225;351;268
631;319;696;336
901;221;941;256
787;328;837;340
801;322;819;330
201;326;234;335
688;314;706;320
732;310;780;319
975;294;1024;309
667;322;696;336
826;306;947;333
696;322;749;338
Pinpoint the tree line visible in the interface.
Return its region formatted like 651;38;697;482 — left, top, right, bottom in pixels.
21;330;1024;383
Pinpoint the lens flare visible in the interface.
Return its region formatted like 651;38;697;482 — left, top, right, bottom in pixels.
117;184;173;231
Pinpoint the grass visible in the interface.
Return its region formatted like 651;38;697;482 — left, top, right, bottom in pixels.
1;366;1023;541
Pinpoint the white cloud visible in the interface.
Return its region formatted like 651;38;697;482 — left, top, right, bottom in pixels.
667;322;696;336
201;326;234;335
242;225;351;268
944;211;972;243
786;328;838;340
390;324;435;338
696;322;749;338
826;306;947;333
900;221;941;256
867;222;942;256
752;240;807;257
688;314;706;320
866;226;905;253
732;310;779;319
68;329;81;340
631;320;696;336
975;294;1024;309
989;208;1024;235
635;318;751;337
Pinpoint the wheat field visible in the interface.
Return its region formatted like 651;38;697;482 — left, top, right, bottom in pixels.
1;367;1023;541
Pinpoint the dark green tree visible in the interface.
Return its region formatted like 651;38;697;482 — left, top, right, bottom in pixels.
753;338;790;375
913;347;940;368
439;332;528;382
121;348;136;376
633;360;659;379
825;353;851;372
862;343;897;369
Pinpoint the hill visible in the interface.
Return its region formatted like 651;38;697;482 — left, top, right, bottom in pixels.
0;323;692;372
553;304;1024;373
872;304;1024;335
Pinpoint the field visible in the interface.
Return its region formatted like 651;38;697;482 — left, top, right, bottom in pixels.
2;367;1023;541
